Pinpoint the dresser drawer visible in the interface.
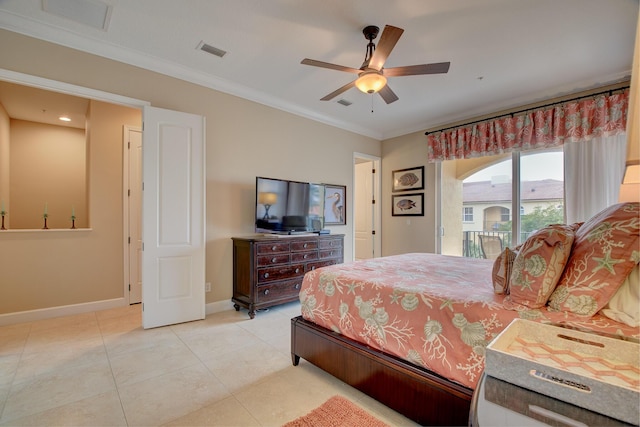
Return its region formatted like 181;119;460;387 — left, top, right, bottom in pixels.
306;259;340;271
291;240;318;251
257;263;305;283
291;250;318;262
257;253;290;267
255;278;303;303
256;242;290;254
319;248;342;259
319;238;343;250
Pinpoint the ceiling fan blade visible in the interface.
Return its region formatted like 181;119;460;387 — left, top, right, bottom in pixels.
368;25;404;71
383;62;451;77
378;85;399;104
301;59;361;74
320;80;356;101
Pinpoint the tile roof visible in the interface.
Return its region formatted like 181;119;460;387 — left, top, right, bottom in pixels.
463;179;563;203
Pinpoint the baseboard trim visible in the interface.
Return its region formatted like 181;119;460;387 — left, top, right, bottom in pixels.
0;298;128;326
0;298;235;326
205;299;234;315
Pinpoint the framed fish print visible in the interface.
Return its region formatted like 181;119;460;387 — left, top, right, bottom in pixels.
392;166;424;192
392;192;424;216
324;184;346;225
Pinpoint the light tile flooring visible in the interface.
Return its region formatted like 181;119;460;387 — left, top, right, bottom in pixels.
0;302;418;426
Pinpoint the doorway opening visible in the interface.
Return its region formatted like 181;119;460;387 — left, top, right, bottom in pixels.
0;68;148;309
353;153;381;260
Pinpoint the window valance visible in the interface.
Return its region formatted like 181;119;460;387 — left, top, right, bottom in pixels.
426;89;629;162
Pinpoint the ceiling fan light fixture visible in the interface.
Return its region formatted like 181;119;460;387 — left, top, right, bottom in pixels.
355;71;387;94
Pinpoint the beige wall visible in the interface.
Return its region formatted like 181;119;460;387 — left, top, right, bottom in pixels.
626;8;639;166
9;120;87;229
440;160;462;256
381;131;436;255
0;29;380;316
0;103;8;227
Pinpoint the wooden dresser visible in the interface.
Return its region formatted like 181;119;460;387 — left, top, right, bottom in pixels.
232;234;344;318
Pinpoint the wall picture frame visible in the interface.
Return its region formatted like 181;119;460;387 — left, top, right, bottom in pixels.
392;166;424;192
324;184;346;225
392;192;424;216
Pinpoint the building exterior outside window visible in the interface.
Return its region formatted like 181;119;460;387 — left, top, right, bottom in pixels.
463;207;474;222
500;207;510;222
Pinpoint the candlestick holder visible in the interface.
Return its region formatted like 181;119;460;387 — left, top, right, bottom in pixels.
71;218;76;229
43;216;48;229
1;214;5;230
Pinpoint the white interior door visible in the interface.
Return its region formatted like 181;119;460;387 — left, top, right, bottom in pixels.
354;158;378;260
127;127;143;304
354;161;373;259
142;106;206;329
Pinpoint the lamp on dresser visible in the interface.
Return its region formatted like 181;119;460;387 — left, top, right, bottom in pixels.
258;192;278;220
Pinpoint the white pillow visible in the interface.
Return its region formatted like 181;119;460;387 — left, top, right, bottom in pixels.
600;264;640;327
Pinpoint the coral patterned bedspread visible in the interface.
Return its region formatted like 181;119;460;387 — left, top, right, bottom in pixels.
299;253;639;390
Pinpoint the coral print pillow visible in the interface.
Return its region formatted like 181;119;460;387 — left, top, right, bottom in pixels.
492;247;516;294
504;224;575;309
492;246;521;295
548;202;640;317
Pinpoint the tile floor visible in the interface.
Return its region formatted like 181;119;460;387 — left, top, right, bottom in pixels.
0;302;418;426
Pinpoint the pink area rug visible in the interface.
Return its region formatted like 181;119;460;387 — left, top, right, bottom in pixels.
283;395;389;427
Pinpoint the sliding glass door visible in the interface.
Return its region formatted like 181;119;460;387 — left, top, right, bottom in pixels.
440;148;564;258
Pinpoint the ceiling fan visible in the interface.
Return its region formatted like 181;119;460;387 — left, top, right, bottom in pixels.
301;25;450;104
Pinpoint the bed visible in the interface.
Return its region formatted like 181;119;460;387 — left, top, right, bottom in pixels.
291;202;640;425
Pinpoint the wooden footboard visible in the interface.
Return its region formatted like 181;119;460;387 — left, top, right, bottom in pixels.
291;316;473;426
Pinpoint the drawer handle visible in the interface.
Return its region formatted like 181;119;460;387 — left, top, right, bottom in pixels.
303;254;308;259
271;246;277;251
264;272;269;279
264;289;269;295
329;251;334;256
271;257;277;263
303;243;308;248
295;268;300;274
311;266;316;270
294;283;300;290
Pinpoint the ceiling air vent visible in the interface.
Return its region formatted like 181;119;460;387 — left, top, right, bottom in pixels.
42;0;112;30
337;99;352;107
197;41;227;58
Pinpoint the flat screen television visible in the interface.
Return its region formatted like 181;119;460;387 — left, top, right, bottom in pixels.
255;176;325;234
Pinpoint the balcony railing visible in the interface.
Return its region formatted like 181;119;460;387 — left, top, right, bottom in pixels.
462;230;531;258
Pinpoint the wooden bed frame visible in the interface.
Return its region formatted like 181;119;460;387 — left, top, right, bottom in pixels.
291;316;473;426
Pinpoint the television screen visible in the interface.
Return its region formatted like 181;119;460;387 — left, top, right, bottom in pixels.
255;177;325;233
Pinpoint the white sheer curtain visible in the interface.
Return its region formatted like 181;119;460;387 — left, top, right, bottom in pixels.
564;133;627;223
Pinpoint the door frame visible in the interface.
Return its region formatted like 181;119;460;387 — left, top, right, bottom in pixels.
353;152;381;259
0;68;150;311
123;125;143;304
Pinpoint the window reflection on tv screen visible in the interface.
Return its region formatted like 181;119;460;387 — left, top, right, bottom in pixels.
255;177;325;233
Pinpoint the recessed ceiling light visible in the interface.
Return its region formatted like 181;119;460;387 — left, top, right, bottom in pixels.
59;116;71;122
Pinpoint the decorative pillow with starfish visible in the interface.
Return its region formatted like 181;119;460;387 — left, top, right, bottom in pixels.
505;224;576;310
548;202;640;316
